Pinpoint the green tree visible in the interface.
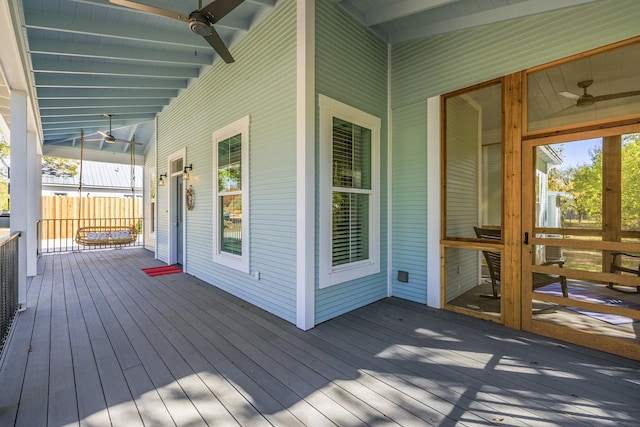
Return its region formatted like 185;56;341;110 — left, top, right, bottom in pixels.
547;166;568;193
564;146;602;224
42;156;79;177
622;133;640;229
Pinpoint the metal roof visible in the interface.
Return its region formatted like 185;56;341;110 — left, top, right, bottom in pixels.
42;160;143;190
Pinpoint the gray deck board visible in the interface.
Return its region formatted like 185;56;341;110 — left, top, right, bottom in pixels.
160;270;444;425
1;248;639;426
48;257;79;427
15;255;53;427
61;254;111;427
0;257;44;426
368;299;640;419
123;364;176;426
81;251;224;426
92;251;312;426
348;299;640;425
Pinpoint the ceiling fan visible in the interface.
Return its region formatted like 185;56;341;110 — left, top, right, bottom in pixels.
558;80;640;108
109;0;244;63
97;114;140;144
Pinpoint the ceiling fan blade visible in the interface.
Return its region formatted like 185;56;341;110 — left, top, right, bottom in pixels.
200;0;244;22
203;29;234;63
97;130;110;138
558;91;580;101
109;0;188;22
595;90;640;103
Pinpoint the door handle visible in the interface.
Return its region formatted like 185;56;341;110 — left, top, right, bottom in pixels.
524;232;529;245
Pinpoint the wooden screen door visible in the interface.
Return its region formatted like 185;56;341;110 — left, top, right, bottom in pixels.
521;126;640;360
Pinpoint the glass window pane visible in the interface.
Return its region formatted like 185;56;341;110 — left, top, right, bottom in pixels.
332;192;369;266
220;194;242;255
218;134;242;192
332;118;371;189
445;83;502;238
539;139;603;231
622;133;640;232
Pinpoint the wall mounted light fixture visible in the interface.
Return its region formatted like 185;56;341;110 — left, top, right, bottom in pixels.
158;173;167;186
183;164;193;180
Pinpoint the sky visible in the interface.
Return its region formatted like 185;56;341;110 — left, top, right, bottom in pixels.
556;138;601;170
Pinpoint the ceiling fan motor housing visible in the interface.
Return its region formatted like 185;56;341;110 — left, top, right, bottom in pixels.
189;12;212;36
577;94;596;107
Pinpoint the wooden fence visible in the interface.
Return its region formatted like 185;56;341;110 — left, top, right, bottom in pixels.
41;196;142;240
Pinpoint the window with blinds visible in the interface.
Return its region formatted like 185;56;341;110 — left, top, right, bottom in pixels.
212;116;250;273
332;118;372;266
319;95;380;288
218;134;242;255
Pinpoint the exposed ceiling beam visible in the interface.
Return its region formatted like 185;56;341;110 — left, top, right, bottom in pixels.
36;87;178;99
42;116;154;131
24;13;212;48
246;0;276;6
28;39;214;66
41;113;156;124
366;0;458;26
30;56;199;79
40;106;163;117
122;124;138;153
391;0;601;43
33;74;189;89
38;98;170;109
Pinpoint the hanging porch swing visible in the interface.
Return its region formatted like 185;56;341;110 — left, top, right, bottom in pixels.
75;129;139;247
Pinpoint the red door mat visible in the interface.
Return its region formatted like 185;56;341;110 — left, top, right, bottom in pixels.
142;265;182;276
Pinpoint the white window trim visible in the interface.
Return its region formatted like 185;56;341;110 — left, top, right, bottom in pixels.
212;115;250;273
319;95;380;288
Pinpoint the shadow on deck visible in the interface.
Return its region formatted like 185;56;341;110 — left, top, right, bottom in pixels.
0;248;638;426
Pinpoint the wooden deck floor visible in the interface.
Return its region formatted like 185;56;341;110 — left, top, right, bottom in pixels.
1;248;639;426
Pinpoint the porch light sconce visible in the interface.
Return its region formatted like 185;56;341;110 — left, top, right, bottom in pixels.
158;173;167;186
183;164;193;180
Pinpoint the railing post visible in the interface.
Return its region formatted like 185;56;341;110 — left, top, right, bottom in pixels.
18;232;26;311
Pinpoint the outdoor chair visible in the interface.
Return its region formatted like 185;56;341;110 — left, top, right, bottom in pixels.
609;252;640;293
474;227;568;298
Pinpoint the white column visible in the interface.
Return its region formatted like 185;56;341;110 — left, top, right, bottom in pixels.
9;90;27;310
26;132;39;277
295;0;315;330
426;96;441;308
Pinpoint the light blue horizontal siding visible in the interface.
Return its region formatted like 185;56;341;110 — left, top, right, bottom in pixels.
392;0;640;108
391;101;427;303
315;0;389;324
156;0;298;323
